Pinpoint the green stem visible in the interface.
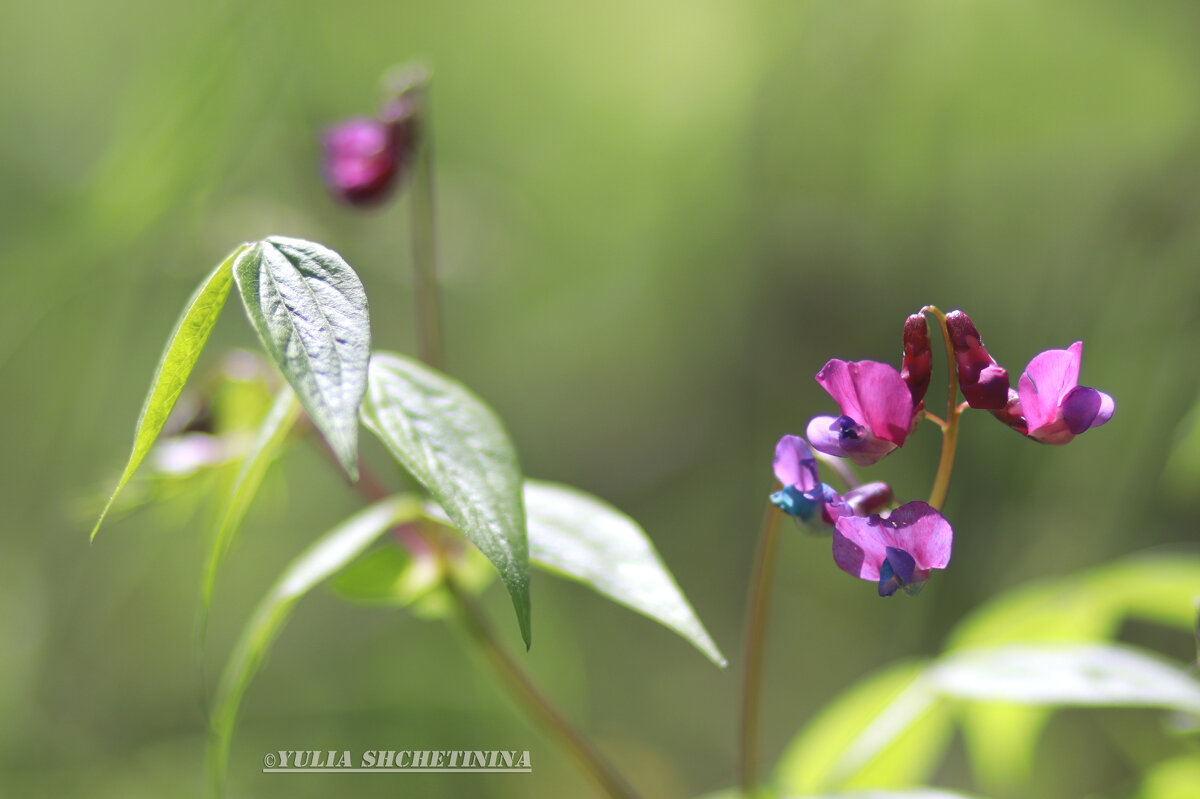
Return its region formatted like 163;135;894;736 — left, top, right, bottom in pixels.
739;503;784;798
314;435;638;799
411;113;445;371
921;306;961;511
442;563;643;799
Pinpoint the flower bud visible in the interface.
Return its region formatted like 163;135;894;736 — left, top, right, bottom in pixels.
900;312;932;407
945;310;1010;410
322;87;420;206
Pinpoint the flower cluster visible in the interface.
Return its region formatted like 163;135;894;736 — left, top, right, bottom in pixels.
772;308;1114;596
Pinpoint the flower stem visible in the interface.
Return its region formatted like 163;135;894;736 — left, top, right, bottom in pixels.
739;503;784;798
441;563;643;799
921;306;961;511
411;110;445;371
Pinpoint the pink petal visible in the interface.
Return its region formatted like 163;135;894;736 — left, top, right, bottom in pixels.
814;360;914;446
1018;342;1082;433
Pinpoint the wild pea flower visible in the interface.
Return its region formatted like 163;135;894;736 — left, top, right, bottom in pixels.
900;312;932;408
322;91;419;206
771;435;892;524
996;342;1115;445
832;502;953;596
806;360;920;467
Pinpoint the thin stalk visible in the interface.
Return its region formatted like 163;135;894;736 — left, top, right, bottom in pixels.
739;503;784;798
308;431;638;798
441;566;642;799
921;305;961;511
411;117;445;371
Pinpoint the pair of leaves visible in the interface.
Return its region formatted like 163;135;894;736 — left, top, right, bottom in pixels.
93;236;371;541
359;352;726;665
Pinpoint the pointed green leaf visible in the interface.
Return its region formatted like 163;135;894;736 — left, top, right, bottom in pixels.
233;237;370;479
360;351;531;648
777;660;952;793
929;643;1200;711
525;479;726;667
92;245;244;540
207;495;421;793
199;385;302;635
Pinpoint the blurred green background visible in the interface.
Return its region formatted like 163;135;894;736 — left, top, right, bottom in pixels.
3;0;1200;796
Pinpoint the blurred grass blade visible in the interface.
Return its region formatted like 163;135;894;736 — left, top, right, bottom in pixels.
92;245;245;540
777;660;952;794
525;479;726;667
207;495;421;794
233;237;370;480
361;352;531;649
929;643;1200;711
198;385;301;636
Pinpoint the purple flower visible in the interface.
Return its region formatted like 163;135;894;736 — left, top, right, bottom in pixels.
1007;342;1115;445
806;360;919;466
945;310;1010;410
770;435;840;522
832;501;953;596
322;95;419;206
771;435;892;524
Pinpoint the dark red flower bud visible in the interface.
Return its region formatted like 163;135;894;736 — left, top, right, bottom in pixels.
900;312;932;407
322;87;421;207
945;310;1010;410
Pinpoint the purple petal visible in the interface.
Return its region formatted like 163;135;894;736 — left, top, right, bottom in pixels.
883;502;953;570
832;514;890;581
832;500;953;582
773;435;818;489
806;415;850;459
946;311;1011;410
807;415;898;466
1018;342;1082;432
1062;386;1115;434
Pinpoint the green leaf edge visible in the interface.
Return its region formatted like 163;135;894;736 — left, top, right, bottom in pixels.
206;495;422;794
360;351;532;649
524;479;727;667
198;385;302;641
91;243;247;540
231;237;371;481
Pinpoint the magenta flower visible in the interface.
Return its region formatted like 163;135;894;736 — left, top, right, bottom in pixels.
1010;341;1115;445
832;501;953;596
771;435;892;524
322;94;418;206
806;360;919;466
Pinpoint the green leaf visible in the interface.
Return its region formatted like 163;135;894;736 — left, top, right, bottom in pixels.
92;245;244;540
360;351;531;648
777;661;953;794
207;495;421;793
233;237;370;480
199;385;302;633
929;643;1200;711
1134;755;1200;799
524;479;726;667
